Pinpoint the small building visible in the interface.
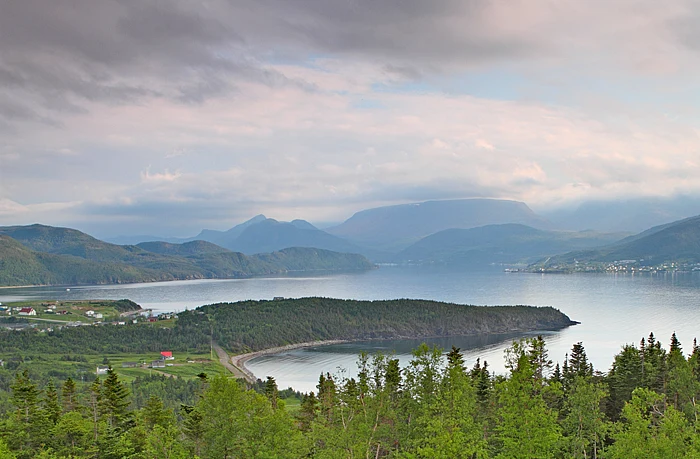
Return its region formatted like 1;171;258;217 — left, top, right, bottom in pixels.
85;310;95;316
151;360;166;368
273;296;285;301
57;310;69;315
94;313;103;319
18;308;36;316
117;321;126;325
160;351;174;360
148;318;158;323
96;365;110;375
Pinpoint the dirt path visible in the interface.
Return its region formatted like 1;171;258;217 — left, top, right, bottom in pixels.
212;343;256;383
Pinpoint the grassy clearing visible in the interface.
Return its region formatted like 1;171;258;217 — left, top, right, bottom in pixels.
0;351;226;383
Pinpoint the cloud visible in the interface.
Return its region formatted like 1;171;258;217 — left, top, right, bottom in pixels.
3;1;700;235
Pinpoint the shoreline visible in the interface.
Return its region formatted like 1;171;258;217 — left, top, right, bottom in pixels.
231;340;351;381
0;268;374;291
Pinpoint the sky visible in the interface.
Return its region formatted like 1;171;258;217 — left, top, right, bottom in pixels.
2;0;700;237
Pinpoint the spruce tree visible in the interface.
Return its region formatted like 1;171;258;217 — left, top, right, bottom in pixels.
100;368;132;431
61;377;77;413
43;380;61;425
264;376;279;410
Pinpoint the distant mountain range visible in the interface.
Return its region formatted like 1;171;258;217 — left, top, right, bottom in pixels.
327;199;552;251
17;197;700;281
394;224;627;266
532;214;700;267
542;196;700;233
0;225;374;287
105;199;555;259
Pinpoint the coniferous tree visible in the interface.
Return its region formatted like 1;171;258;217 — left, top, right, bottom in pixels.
99;368;132;432
60;378;77;413
264;376;279;410
42;380;61;426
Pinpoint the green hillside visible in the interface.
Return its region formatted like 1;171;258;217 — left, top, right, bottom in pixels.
531;215;700;268
0;225;375;287
395;224;626;266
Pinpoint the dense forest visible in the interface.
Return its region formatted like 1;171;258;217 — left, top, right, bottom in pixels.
0;298;576;356
0;333;698;458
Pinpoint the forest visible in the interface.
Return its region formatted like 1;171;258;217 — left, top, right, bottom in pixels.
0;298;575;356
0;332;698;458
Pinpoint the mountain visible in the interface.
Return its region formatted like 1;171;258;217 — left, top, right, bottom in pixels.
191;214;268;246
0;225;374;287
0;235;165;286
542;196;700;233
102;214;269;246
224;218;371;256
395;224;627;266
327;198;552;251
533;214;700;266
104;234;182;245
136;240;230;257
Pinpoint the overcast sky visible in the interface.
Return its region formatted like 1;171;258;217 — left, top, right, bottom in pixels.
2;1;700;237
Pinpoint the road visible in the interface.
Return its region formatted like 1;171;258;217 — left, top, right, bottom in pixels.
212;343;256;383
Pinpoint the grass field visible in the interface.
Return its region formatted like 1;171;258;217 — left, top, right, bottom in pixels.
0;351;228;383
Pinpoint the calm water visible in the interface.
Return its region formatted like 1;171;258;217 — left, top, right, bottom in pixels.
2;266;700;393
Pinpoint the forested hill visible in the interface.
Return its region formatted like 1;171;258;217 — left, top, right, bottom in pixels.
0;298;576;355
196;298;577;352
532;214;700;267
0;224;374;287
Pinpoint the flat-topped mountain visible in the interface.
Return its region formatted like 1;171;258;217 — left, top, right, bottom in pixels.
327;198;552;251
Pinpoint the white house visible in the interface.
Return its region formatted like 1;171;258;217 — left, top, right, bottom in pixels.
85;310;95;316
18;308;36;316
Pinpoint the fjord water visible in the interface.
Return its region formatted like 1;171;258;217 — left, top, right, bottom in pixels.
3;266;700;392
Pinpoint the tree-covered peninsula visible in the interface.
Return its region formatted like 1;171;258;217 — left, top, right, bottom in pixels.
0;298;576;356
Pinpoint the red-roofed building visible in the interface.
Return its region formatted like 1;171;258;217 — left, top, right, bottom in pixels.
18;308;36;316
160;351;174;360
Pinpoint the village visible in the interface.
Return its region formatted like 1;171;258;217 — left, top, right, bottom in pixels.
0;299;177;331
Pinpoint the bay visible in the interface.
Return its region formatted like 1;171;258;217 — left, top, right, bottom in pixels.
2;266;700;393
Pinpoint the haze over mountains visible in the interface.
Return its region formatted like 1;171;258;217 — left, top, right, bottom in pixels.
535;215;700;267
8;196;700;287
97;198;636;267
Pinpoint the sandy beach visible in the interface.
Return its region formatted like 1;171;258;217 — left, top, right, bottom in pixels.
231;339;350;381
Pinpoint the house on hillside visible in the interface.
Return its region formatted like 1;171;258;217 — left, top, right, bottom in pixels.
96;365;109;375
18;308;36;316
160;351;174;360
85;310;95;317
151;360;166;368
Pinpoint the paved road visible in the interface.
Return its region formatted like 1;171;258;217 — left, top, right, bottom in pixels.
212;343;255;383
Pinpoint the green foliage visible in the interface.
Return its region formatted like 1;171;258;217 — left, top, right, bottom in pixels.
194;298;575;353
0;225;373;287
0;332;698;457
